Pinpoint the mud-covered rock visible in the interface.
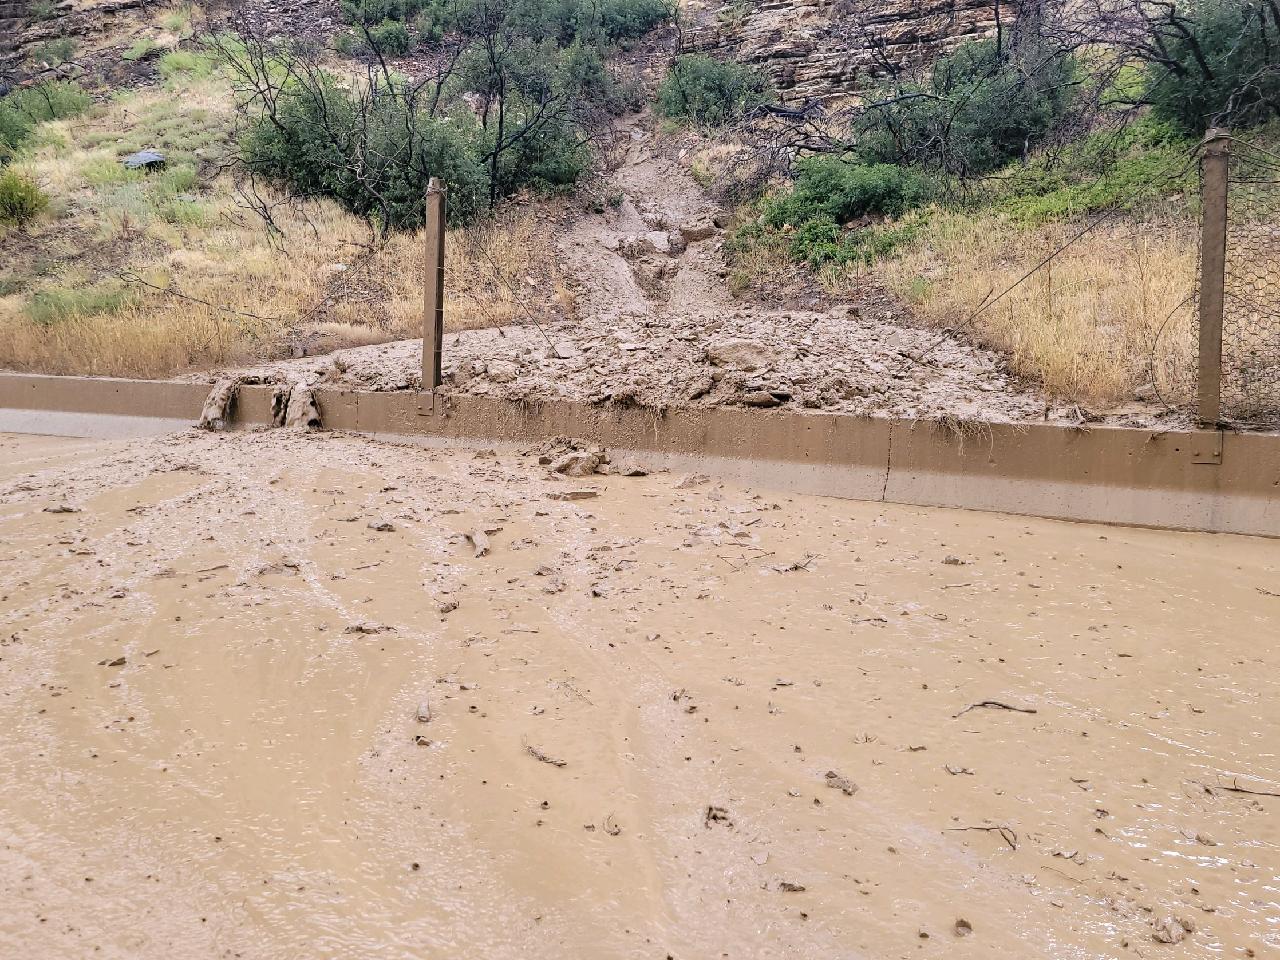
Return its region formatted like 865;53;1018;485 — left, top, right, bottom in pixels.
706;339;774;372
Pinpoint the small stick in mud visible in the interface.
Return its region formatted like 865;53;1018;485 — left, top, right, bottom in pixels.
946;825;1018;850
524;740;567;767
1202;776;1280;798
953;700;1038;719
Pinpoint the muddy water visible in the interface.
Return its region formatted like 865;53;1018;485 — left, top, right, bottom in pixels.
0;429;1277;960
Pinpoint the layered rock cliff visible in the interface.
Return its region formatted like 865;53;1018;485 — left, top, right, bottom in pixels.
684;0;1013;102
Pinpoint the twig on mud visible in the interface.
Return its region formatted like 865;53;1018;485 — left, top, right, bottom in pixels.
953;700;1038;719
946;825;1018;850
523;739;567;768
716;549;775;572
1203;776;1280;798
1040;864;1085;886
772;554;816;573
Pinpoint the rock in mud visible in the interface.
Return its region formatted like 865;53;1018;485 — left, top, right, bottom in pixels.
486;359;520;383
824;770;858;796
42;504;80;514
368;519;395;532
741;390;782;408
198;378;240;431
1152;916;1195;943
679;220;717;243
676;474;709;489
705;339;773;372
344;621;391;635
549;450;604;477
606;456;649;477
547;490;598;501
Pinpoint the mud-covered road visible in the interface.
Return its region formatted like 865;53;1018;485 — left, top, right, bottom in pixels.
1;429;1277;958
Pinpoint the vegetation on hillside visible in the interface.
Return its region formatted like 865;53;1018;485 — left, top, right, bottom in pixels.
226;0;672;232
0;47;573;377
697;0;1279;405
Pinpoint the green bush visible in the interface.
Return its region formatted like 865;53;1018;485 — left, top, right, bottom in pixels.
0;169;49;224
656;54;771;126
996;117;1196;223
857;37;1075;175
157;50;216;78
1145;0;1280;133
122;38;159;62
0;81;92;160
28;38;77;65
761;158;934;228
0;81;93;161
595;0;671;42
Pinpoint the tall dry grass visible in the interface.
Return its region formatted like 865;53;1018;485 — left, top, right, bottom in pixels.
881;212;1199;406
0;76;572;379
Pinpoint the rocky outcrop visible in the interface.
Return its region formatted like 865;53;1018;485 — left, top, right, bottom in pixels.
0;0;29;86
684;0;1014;102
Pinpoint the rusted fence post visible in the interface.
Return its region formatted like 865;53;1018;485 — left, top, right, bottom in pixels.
422;176;447;391
1197;129;1229;425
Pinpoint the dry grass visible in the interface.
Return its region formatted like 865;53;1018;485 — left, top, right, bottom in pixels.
881;212;1199;406
0;73;572;379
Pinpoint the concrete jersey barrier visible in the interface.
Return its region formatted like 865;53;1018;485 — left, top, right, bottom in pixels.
0;372;1275;538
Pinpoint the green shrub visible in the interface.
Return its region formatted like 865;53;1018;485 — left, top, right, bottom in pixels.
28;38;77;65
29;0;57;20
122;38;159;62
596;0;670;42
857;37;1075;175
336;18;414;56
994;117;1196;223
162;4;197;36
157;50;216;78
761;158;934;228
0;80;93;161
26;284;131;325
81;154;140;186
656;54;772;126
1145;0;1280;133
0;169;48;224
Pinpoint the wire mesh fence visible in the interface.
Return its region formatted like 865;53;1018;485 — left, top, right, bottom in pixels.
1220;137;1280;424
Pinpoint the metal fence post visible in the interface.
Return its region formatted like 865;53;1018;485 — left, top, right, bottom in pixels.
422;176;447;391
1197;129;1229;425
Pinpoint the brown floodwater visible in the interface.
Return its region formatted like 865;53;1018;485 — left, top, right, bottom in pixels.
0;429;1277;959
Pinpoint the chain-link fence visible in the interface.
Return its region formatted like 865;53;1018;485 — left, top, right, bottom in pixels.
1197;132;1280;427
1222;138;1280;423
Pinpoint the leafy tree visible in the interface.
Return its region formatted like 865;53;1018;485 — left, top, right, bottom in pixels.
855;36;1076;176
1143;0;1280;132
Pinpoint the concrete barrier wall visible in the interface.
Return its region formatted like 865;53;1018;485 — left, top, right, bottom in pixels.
1;373;1276;537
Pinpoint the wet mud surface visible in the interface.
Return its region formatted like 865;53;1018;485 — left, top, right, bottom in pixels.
1;429;1277;958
